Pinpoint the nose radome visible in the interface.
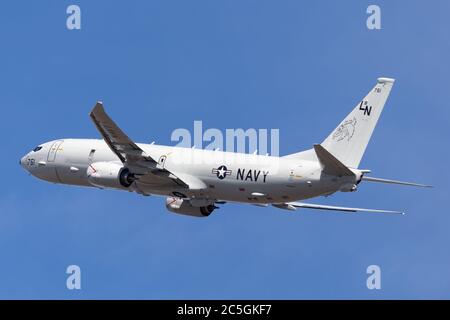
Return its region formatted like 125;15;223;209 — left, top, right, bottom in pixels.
20;154;28;169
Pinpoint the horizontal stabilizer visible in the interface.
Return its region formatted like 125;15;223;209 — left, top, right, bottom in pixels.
275;202;404;215
362;176;433;188
313;144;354;176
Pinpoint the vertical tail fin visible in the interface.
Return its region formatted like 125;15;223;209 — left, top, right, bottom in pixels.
320;77;395;168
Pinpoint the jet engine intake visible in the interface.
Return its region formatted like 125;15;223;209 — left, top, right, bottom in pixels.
87;162;135;189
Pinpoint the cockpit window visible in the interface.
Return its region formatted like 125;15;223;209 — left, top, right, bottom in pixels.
33;146;42;152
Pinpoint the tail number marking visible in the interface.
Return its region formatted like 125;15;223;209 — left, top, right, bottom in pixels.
359;100;372;116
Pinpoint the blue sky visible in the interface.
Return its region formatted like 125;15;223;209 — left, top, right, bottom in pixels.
1;0;449;299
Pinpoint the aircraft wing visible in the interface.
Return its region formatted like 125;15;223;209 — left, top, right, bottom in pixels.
273;201;404;215
89;101;189;188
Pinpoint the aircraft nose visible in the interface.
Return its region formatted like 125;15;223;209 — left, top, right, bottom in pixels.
20;154;28;170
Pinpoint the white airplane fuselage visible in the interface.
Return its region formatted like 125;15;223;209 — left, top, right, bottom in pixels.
22;78;425;216
20;138;358;204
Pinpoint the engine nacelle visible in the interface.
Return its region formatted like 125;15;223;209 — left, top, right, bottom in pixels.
165;197;215;217
87;162;134;189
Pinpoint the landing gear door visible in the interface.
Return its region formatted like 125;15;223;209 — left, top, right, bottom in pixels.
47;140;64;162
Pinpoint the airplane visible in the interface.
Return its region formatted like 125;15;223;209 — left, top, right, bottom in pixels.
20;77;431;217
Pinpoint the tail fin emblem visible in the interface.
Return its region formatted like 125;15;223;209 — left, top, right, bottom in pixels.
332;117;357;142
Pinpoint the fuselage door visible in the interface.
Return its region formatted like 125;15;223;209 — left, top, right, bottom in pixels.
88;149;96;163
47;140;64;162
